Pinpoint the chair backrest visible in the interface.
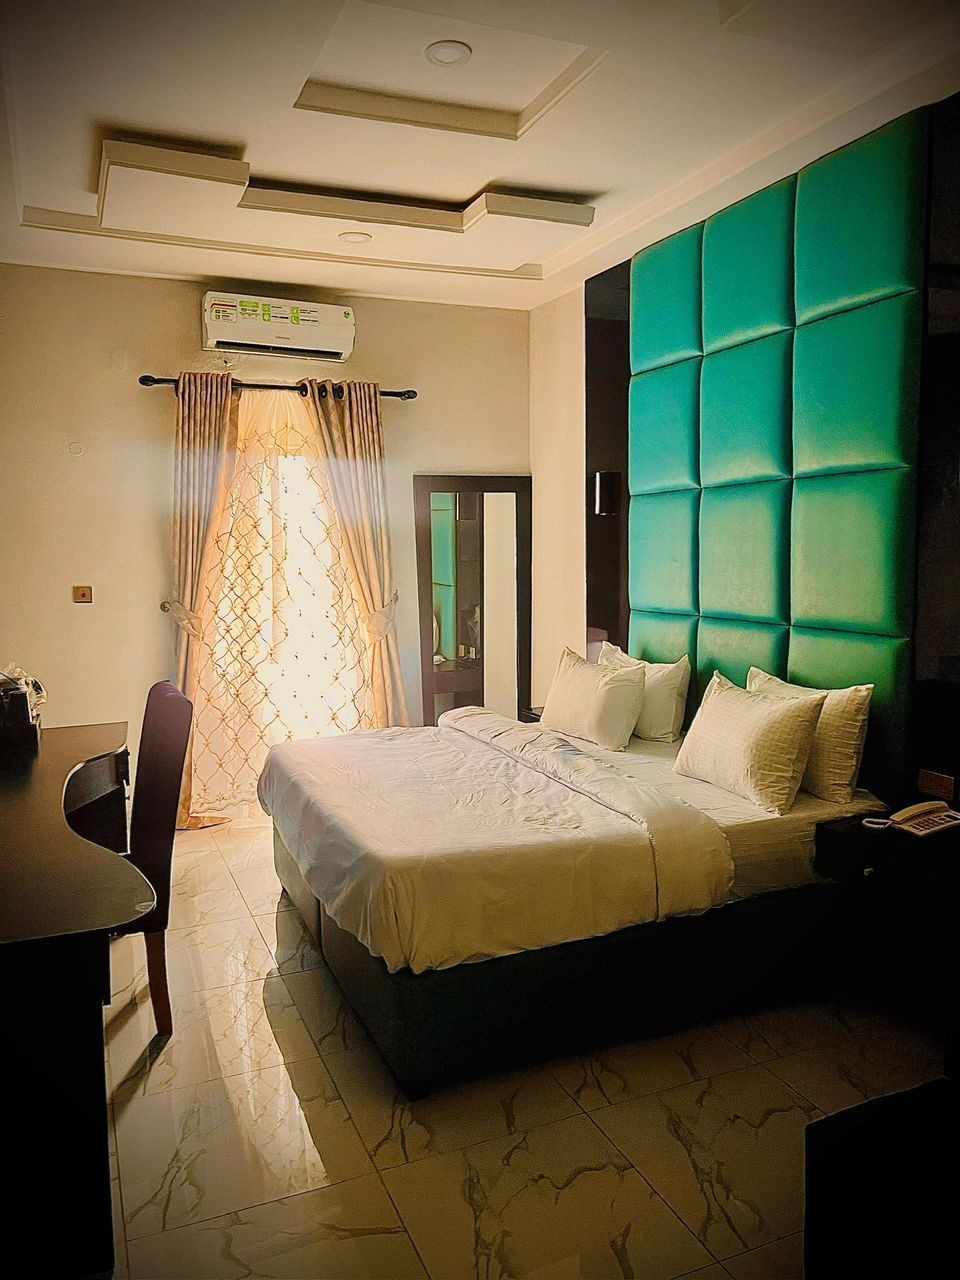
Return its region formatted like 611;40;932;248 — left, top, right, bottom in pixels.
128;681;193;932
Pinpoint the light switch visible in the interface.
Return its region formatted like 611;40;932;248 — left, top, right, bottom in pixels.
72;585;93;604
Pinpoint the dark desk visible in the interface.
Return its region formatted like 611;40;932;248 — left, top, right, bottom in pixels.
0;724;155;1279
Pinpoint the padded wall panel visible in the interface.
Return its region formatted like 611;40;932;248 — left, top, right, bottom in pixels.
702;176;796;352
794;113;926;324
696;618;789;698
628;611;699;665
794;293;921;476
630;223;703;373
792;470;914;636
626;108;924;796
628;490;699;614
788;629;911;787
699;481;791;624
700;331;792;486
628;359;701;494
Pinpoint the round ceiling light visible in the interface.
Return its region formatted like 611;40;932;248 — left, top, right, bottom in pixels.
338;230;373;243
425;39;472;66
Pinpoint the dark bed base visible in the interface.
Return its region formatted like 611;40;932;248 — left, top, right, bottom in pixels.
274;834;843;1097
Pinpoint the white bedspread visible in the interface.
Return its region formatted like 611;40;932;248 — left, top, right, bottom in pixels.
257;707;734;973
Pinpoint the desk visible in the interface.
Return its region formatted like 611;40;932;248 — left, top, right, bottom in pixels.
0;724;154;1278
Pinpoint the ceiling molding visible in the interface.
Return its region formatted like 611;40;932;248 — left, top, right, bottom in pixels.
293;47;605;140
240;185;594;232
20;205;544;280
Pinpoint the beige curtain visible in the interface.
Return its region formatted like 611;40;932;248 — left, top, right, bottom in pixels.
170;372;238;827
303;380;409;728
183;390;372;820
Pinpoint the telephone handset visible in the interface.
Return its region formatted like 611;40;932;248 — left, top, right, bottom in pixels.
863;801;960;837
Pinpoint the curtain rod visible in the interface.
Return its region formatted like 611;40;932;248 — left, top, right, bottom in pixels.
138;375;417;400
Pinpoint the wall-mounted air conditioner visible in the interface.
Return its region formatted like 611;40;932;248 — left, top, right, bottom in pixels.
202;292;356;362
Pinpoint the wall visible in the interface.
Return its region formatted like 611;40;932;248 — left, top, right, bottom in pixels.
0;264;529;748
529;287;586;702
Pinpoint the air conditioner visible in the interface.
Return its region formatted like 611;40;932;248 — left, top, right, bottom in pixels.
202;292;355;362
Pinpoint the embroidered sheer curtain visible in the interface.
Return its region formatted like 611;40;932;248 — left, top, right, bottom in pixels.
172;381;394;822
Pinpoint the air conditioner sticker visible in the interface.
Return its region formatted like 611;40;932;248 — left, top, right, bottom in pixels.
210;299;237;322
238;300;260;320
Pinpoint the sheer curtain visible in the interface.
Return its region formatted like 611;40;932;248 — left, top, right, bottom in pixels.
185;390;373;819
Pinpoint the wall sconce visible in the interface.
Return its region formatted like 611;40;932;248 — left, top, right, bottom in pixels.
593;471;621;516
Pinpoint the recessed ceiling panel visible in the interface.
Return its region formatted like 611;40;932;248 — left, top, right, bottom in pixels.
310;0;588;111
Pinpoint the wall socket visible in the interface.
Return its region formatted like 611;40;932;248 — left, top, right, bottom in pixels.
72;585;93;604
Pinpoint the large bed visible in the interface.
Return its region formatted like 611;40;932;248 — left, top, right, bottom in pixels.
258;706;884;1094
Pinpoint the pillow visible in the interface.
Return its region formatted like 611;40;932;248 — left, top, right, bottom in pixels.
598;642;690;741
674;672;826;814
747;667;874;803
540;648;645;750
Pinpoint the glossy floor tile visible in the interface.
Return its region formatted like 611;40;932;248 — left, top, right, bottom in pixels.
282;965;368;1057
383;1112;712;1280
109;975;319;1096
230;863;294;917
108;869;944;1280
126;1174;427;1279
593;1064;819;1260
725;1231;804;1279
166;916;277;994
256;908;326;975
766;1027;943;1114
549;1027;752;1111
115;1056;373;1239
325;1041;579;1169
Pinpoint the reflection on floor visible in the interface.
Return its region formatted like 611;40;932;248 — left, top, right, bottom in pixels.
106;821;944;1279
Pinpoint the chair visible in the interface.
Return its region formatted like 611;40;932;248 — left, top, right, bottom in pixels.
114;681;193;1036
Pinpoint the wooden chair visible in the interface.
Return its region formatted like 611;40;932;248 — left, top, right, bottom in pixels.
114;681;193;1036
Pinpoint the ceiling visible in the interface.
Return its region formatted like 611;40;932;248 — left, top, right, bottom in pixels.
1;0;958;309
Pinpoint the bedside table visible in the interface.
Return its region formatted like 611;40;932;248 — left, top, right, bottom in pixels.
815;815;957;1030
519;706;543;723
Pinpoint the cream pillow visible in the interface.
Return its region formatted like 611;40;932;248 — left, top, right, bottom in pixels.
540;648;645;750
746;667;874;804
598;642;690;741
674;672;826;814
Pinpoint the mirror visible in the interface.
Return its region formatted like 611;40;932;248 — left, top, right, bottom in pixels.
414;476;531;726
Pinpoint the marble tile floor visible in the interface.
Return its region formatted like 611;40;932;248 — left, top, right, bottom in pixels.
106;820;944;1279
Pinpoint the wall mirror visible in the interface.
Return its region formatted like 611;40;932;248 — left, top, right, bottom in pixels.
414;475;531;726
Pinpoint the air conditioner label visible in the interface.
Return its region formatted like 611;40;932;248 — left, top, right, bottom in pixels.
210;299;237;322
238;300;260;320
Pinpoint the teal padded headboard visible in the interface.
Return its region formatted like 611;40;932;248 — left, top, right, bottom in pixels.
627;112;926;795
430;492;457;660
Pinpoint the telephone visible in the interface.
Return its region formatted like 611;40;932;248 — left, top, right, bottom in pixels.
863;801;960;837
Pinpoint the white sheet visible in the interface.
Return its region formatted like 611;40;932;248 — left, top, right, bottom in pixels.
257;711;884;974
258;708;733;973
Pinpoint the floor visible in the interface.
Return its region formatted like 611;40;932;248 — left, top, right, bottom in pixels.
106;820;944;1280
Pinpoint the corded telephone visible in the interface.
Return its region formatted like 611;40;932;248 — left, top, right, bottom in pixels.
863;801;960;837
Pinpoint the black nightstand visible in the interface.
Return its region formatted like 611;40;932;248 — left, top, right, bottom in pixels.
519;706;543;723
815;815;957;1030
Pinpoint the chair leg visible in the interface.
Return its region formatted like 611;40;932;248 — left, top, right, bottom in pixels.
144;932;173;1037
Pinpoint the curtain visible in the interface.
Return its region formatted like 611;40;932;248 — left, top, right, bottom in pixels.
302;380;409;728
183;390;372;820
171;372;238;827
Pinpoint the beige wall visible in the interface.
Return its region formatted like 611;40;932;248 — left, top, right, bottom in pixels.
0;264;529;747
529;287;586;702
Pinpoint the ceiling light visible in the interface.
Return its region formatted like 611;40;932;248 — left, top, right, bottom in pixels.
339;230;373;243
425;39;472;66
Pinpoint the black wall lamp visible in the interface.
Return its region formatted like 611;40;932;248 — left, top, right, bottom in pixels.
593;471;622;516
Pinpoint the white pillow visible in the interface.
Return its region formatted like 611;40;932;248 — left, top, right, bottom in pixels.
598;642;690;741
540;648;645;750
746;667;874;804
674;671;826;814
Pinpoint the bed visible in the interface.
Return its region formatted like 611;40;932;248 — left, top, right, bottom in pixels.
258;707;884;1094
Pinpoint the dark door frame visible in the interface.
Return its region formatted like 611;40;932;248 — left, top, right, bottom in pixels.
413;474;532;726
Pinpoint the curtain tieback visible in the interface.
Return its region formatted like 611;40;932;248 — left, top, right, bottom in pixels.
362;591;398;641
161;599;202;640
